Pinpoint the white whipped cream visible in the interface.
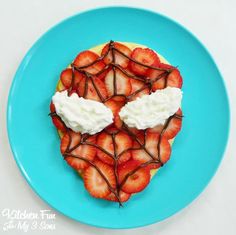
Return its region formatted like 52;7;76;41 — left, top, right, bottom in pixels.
119;87;182;129
52;90;113;134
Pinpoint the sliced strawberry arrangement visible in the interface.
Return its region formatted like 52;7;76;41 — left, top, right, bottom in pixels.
51;116;67;132
97;131;132;165
50;102;56;113
104;69;131;97
50;102;67;132
118;160;151;193
166;68;183;88
84;160;116;198
148;109;182;139
104;98;125;129
51;41;184;204
61;131;96;170
129;79;150;101
74;50;106;75
77;75;108;102
129;47;160;75
96;132;114;165
132;132;171;168
105;190;131;202
147;63;183;91
101;42;132;68
60;68;84;89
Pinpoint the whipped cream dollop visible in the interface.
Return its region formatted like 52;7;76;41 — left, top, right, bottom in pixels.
52;90;113;134
119;87;182;129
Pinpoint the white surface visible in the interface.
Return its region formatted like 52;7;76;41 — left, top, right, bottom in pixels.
0;0;235;234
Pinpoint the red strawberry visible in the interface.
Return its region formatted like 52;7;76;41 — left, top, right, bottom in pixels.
74;50;106;75
105;124;120;134
97;132;132;165
101;42;132;68
129;79;150;101
148;64;183;91
96;132;113;165
118;160;150;194
147;62;173;79
60;68;84;89
68;89;77;96
166;68;183;88
126;126;143;136
105;190;131;202
104;99;118;113
115;132;133;164
148;109;182;139
77;75;108;102
132;132;171;167
51;116;67;132
104;98;125;129
60;131;81;152
61;131;96;170
50;101;67;132
129;48;160;75
132;130;145;148
104;69;131;97
50;102;55;113
146;62;170;90
83;160;116;198
97;69;109;81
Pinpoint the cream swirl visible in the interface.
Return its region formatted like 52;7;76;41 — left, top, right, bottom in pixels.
119;87;182;129
52;90;113;134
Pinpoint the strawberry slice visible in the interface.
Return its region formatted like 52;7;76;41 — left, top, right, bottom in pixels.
97;69;109;81
104;69;131;97
101;42;132;68
60;131;81;153
147;62;173;79
129;48;160;76
83;160;116;198
166;68;183;88
129;79;150;101
148;109;182;139
147;63;183;91
61;131;96;170
132;132;171;167
115;132;133;164
51;116;67;132
77;75;108;102
50;102;67;132
50;102;55;113
96;132;114;165
105;190;131;202
74;50;105;75
60;68;84;89
118;160;151;194
105;124;120;134
126;126;143;136
68;89;77;96
104;98;125;129
97;132;132;165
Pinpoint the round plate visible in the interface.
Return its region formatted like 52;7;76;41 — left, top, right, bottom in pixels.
7;7;230;229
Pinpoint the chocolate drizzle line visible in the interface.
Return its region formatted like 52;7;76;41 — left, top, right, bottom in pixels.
52;40;183;205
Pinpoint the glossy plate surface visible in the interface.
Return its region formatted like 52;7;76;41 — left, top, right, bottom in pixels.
7;7;230;229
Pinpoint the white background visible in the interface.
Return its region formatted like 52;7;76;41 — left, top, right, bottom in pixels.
0;0;235;234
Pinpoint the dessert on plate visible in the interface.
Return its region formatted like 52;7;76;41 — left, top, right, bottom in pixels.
49;40;183;205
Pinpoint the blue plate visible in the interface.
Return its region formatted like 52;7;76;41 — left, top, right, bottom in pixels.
7;7;230;229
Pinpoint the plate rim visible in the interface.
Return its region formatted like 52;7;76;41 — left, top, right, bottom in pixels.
6;6;231;229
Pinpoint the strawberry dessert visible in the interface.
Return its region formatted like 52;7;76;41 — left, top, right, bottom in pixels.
49;41;183;205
